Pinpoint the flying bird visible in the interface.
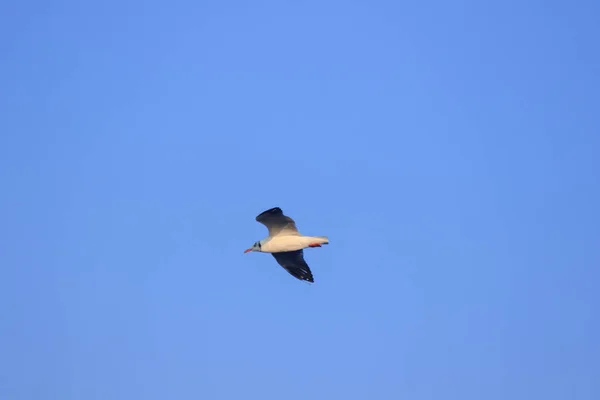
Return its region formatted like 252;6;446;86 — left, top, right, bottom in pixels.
244;207;329;283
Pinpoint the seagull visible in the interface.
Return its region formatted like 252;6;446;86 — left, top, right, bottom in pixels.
244;207;329;283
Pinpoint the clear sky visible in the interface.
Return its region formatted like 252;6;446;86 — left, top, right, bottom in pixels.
1;1;598;399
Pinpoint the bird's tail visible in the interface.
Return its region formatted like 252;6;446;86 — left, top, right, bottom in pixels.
315;236;329;245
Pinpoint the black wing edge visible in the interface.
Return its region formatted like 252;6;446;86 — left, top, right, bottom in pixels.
272;251;315;283
256;207;283;221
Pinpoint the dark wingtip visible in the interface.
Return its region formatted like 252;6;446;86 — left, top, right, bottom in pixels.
301;271;314;283
289;267;314;283
298;275;314;283
256;207;282;219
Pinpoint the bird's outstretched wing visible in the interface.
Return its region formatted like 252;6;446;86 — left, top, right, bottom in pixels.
256;207;300;237
271;249;314;283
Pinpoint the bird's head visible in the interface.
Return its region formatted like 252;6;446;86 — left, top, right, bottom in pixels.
244;240;262;253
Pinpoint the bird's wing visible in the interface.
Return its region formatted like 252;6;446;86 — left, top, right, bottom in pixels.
271;250;314;283
255;207;300;237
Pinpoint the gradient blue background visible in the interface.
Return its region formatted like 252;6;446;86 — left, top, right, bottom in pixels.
1;1;599;399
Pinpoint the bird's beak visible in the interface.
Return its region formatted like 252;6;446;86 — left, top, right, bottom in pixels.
244;248;252;253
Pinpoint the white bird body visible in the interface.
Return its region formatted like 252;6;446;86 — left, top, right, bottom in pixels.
244;207;329;283
260;235;329;253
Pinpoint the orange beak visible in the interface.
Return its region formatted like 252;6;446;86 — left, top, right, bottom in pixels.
244;248;252;253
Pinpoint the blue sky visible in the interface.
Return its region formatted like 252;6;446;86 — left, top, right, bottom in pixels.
1;0;599;399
